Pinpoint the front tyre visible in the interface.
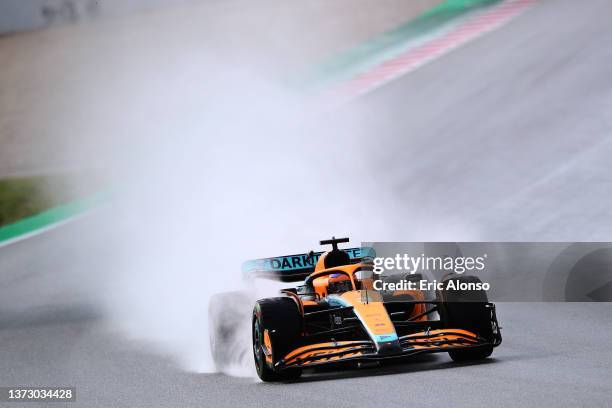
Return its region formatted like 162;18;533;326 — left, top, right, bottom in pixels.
437;275;494;362
252;297;302;382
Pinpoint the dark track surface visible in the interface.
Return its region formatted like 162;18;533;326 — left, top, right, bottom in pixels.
0;301;611;407
2;0;612;406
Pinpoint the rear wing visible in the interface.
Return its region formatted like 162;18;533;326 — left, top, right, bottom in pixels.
242;247;376;282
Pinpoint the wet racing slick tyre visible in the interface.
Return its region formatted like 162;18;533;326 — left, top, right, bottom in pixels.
437;275;494;362
253;297;302;382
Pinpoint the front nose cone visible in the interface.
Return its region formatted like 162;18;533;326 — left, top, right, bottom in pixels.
377;339;402;355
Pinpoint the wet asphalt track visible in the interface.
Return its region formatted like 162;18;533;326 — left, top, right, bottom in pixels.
342;0;612;241
2;0;612;406
1;276;611;408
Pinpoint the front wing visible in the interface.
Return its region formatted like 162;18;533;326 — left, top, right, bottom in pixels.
276;328;500;371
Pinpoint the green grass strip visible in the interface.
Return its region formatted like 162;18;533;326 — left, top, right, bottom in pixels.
0;192;107;244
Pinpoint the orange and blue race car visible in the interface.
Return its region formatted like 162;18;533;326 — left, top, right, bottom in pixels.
209;237;502;382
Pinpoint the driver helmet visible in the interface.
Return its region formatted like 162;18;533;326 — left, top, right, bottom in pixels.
327;273;352;294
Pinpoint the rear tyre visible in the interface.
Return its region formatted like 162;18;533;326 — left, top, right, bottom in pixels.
437;275;494;362
252;297;303;382
208;291;252;371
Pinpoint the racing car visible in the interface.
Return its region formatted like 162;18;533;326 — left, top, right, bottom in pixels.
209;237;501;382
